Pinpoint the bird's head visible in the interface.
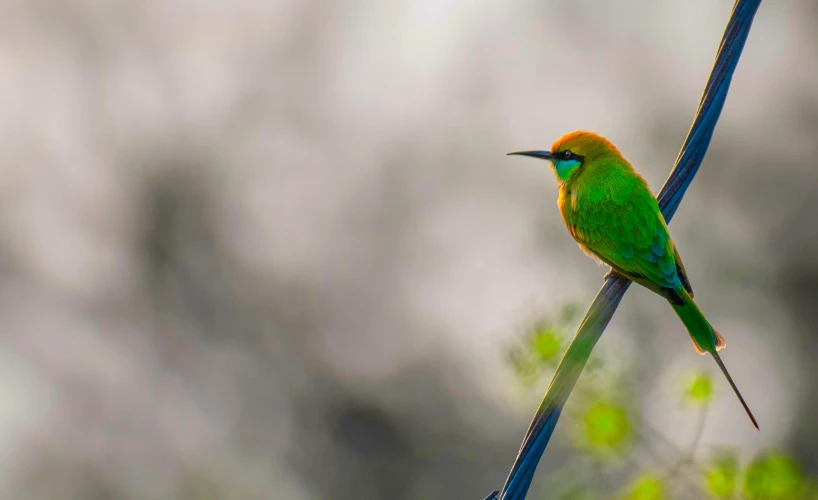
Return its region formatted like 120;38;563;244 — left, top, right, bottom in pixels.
508;130;624;185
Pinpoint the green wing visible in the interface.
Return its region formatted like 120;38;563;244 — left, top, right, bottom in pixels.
566;179;682;294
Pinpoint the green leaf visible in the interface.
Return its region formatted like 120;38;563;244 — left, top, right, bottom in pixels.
744;453;804;500
685;371;714;405
704;454;738;498
620;474;665;500
531;326;562;364
506;317;567;384
582;400;631;452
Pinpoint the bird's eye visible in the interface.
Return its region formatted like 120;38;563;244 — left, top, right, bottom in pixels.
562;150;573;160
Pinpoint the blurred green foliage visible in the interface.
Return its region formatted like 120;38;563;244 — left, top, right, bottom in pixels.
685;372;714;406
503;303;817;500
581;401;631;454
620;474;666;500
506;306;574;386
744;454;804;500
532;326;563;363
704;453;738;498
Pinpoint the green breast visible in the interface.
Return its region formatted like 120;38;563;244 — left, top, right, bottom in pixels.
559;163;680;290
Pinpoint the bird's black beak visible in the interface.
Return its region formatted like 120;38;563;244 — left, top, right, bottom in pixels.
507;151;553;161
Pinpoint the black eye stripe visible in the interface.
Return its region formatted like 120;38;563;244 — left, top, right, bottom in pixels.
558;150;582;161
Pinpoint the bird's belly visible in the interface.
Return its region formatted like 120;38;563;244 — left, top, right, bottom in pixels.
559;195;604;264
577;241;604;264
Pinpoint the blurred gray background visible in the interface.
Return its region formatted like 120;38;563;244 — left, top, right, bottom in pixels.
0;0;816;498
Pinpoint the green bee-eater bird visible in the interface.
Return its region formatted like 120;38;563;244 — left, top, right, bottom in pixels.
509;130;758;429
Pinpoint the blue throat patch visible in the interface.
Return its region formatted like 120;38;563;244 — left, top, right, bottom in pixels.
552;159;582;182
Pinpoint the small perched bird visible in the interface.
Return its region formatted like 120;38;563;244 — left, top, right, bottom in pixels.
509;130;758;430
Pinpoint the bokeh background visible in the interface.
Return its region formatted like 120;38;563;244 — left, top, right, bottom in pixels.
0;0;816;498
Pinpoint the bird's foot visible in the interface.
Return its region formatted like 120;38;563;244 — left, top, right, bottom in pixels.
604;269;623;281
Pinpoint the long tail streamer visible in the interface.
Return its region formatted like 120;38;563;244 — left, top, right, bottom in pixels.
486;1;763;498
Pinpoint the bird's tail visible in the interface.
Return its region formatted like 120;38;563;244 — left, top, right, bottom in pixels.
671;287;725;355
670;287;759;430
